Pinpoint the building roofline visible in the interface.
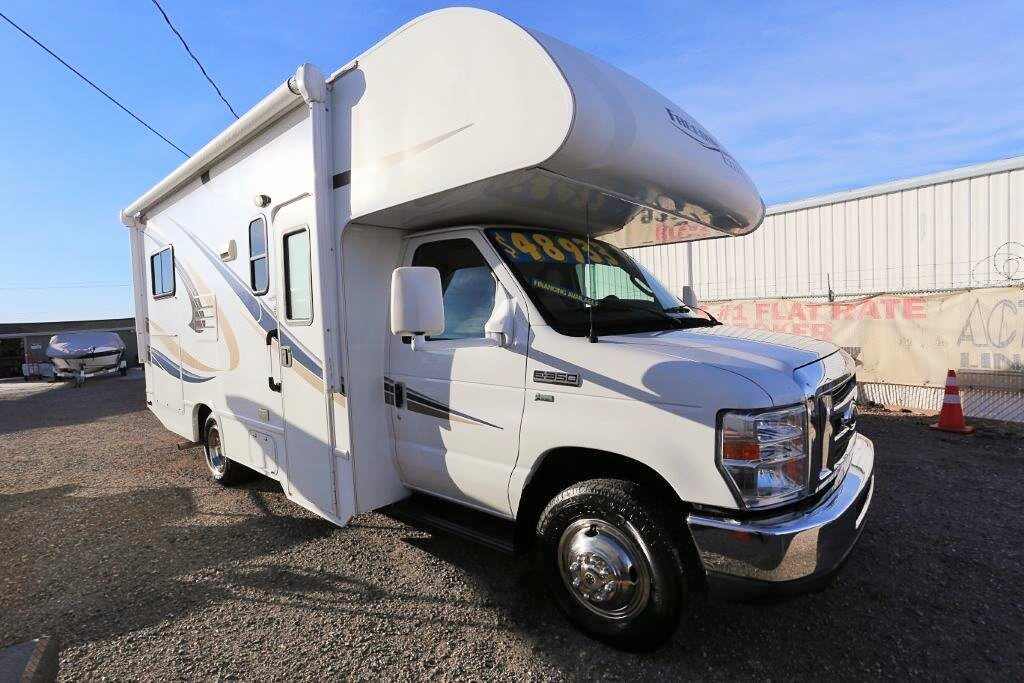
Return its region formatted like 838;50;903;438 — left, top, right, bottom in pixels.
0;318;135;339
766;154;1024;215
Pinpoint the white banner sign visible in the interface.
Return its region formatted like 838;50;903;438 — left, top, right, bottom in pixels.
709;287;1024;386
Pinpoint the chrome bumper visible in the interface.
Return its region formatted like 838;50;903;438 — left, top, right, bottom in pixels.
687;433;874;592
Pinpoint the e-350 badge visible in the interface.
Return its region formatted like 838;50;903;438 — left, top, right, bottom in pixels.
533;370;581;387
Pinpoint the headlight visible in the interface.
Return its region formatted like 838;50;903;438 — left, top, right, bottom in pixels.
718;404;810;509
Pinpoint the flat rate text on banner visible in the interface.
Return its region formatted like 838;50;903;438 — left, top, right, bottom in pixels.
709;287;1024;387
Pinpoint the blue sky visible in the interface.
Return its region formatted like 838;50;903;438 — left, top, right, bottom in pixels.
1;0;1022;322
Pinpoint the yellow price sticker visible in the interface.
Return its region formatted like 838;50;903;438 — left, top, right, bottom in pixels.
490;229;618;266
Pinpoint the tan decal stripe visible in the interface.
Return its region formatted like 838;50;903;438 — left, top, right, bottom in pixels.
219;313;240;371
183;261;240;371
292;359;325;392
148;320;219;373
406;401;450;421
405;392;500;428
356;123;474;176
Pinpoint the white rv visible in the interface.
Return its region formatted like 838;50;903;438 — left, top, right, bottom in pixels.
121;8;874;650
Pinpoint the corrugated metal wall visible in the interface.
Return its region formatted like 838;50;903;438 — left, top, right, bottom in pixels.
630;156;1024;302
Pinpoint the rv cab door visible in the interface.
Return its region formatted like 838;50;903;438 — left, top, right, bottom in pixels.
387;231;527;516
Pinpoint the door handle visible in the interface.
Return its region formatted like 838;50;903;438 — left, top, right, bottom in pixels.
266;328;282;392
280;346;293;368
393;381;404;409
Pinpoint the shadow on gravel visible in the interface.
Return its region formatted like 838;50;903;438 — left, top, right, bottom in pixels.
401;532;563;625
3;389;1023;679
375;412;1024;678
206;562;514;631
0;379;141;435
0;482;335;650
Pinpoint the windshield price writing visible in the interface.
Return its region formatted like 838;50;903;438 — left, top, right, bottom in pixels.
490;229;620;267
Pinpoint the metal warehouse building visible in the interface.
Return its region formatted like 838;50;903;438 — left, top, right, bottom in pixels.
0;318;137;378
631;155;1024;420
632;155;1024;302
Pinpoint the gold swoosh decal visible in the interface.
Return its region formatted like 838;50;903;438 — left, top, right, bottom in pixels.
184;262;240;371
149;320;219;373
220;313;240;371
357;123;474;176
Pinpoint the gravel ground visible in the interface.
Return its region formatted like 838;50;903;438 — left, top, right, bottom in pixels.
1;375;1022;680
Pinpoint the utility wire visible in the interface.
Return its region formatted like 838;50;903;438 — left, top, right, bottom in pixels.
0;10;190;157
150;0;239;119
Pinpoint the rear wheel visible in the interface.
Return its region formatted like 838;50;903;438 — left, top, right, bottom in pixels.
535;478;688;651
203;415;252;486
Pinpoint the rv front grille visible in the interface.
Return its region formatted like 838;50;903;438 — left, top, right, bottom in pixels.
811;375;858;491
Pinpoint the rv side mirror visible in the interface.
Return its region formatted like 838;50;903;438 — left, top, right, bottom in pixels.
390;267;445;338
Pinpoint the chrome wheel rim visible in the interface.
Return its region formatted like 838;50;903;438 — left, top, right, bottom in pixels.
205;425;227;477
557;518;652;620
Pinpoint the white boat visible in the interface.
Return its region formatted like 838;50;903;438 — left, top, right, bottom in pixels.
47;332;126;379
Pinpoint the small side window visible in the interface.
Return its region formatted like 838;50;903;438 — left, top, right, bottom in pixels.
150;247;175;299
283;229;313;323
249;217;269;294
412;239;496;340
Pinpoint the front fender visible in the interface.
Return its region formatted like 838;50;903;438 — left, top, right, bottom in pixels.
508;391;741;515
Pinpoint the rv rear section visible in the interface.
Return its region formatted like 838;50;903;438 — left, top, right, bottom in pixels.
121;8;873;650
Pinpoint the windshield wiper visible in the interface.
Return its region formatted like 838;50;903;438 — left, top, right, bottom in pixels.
698;307;722;325
593;298;685;329
598;299;723;331
663;304;721;326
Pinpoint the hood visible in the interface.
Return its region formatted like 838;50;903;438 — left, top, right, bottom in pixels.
605;325;840;403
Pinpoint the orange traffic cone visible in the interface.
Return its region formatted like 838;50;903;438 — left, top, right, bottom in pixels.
930;369;974;434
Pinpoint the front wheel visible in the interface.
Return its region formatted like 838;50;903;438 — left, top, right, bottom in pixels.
203;416;252;486
535;478;688;651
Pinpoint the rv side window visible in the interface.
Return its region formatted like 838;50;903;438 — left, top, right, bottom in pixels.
249;217;269;294
412;239;496;340
150;247;175;299
283;229;313;323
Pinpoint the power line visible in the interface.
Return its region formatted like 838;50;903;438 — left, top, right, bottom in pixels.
150;0;240;119
0;10;190;157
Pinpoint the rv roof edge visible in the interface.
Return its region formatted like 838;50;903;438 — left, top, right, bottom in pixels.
119;69;316;228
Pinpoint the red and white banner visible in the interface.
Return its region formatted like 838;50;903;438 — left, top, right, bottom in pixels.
709;287;1024;387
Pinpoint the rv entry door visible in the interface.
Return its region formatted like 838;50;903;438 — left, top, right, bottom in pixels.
271;208;337;520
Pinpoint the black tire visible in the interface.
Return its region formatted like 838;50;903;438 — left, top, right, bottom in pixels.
535;478;688;651
202;415;252;486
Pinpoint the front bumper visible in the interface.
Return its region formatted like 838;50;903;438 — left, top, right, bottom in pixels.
687;433;874;597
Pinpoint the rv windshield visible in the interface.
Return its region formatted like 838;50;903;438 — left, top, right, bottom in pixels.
486;228;715;337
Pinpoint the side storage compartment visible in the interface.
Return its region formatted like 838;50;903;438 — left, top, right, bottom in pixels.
248;430;280;475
